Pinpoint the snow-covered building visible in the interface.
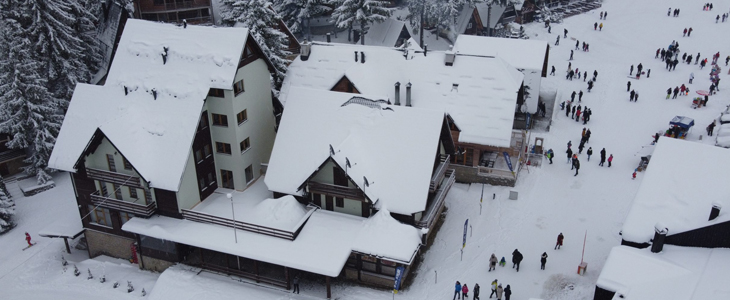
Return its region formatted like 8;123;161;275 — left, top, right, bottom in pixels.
134;0;213;24
595;138;730;300
455;2;509;37
281;41;526;186
49;19;278;269
353;18;412;48
453;35;549;114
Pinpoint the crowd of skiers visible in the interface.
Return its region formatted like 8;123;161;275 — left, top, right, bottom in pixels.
453;280;512;300
559;98;593;125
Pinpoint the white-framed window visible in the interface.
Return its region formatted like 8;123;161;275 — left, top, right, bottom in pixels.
88;205;113;227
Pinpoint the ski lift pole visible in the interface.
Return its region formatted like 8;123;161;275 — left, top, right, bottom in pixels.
581;230;587;264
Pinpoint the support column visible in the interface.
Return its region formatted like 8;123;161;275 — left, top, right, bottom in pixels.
326;276;331;299
254;261;260;283
63;238;71;254
285;267;291;290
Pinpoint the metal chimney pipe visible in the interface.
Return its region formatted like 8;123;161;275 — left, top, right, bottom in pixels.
710;202;722;221
394;82;401;105
326;33;331;43
355;51;358;62
650;223;668;253
406;82;412;107
424;44;428;56
361;51;365;64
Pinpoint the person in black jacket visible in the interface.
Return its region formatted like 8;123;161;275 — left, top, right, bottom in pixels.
512;249;524;272
573;158;580;176
504;285;512;300
540;252;548;270
599;148;606;166
473;283;481;300
567;148;573;164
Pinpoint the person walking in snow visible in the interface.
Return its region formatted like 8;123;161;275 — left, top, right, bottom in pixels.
555;232;564;249
587;80;594;92
599;23;603;31
696;53;701;64
500;257;506;267
455;281;462;300
570;50;573;60
550;65;556;76
573;157;580;176
579;90;584;102
717;15;720;23
566;147;573;164
683;28;687;37
608;154;614;167
599;148;606;166
726;55;729;66
707;120;716;136
571;106;576;119
576;109;581;122
630;90;635;101
629;65;634;75
627;81;631;92
474;284;481;300
585;128;592;143
555;35;560;46
504;285;512;300
512;249;523;272
463;284;469;299
594;22;598;30
673;87;680;99
293;275;300;293
668;8;671;16
564;28;568;38
634;92;639;102
587;147;593;161
490;280;498;298
496;284;504;300
575;40;580;50
489;254;498;271
540;252;548;270
583;71;587;82
571;91;576;102
647;69;651;78
593;70;598;81
666;87;672;99
566;101;571;117
600;11;603;19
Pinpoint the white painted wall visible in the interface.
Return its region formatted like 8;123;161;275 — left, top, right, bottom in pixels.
176;150;201;210
84;137;156;204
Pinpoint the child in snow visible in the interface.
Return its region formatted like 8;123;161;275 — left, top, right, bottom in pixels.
608;154;614;167
632;170;637;180
25;232;32;246
499;257;506;267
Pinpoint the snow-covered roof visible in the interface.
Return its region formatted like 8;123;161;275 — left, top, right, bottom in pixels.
265;88;444;215
456;3;508;34
279;43;523;148
358;19;409;47
596;245;730;300
621;138;730;244
91;0;125;84
123;208;422;277
453;35;548;71
49;19;251;192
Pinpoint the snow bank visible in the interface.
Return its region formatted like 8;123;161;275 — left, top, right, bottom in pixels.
353;209;422;263
252;195;308;228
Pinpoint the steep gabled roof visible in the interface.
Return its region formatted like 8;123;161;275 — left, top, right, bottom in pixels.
453;35;548;71
265;88;444;215
49;19;253;192
358;19;410;47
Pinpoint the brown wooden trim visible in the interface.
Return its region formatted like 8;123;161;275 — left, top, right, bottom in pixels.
90;191;157;217
308;181;364;201
181;209;298;240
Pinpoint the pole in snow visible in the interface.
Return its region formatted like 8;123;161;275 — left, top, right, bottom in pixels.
229;193;237;244
435;270;437;284
581;230;587;264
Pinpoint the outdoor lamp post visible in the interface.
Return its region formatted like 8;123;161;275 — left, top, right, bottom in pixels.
229;193;237;243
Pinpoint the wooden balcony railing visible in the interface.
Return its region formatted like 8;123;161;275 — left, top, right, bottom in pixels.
417;169;455;229
140;0;211;13
202;263;288;288
430;154;450;193
90;191;156;217
86;168;144;189
181;209;299;240
308;181;365;200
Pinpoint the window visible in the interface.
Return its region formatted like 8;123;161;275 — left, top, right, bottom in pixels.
140;235;177;254
129;187;138;199
336;197;344;208
123;157;133;170
380;259;397;276
233;80;244;95
221;169;234;189
198;113;209;131
106;154;116;172
208;88;224;98
153;0;164;5
244;165;254;183
212;113;228;127
195;150;203;163
240;138;250;153
216;142;231;154
143;189;152;203
120;212;134;225
88;205;112;227
203;144;212;158
113;184;123;200
99;181;109;197
467;22;473;29
199;178;206;190
207;172;215;186
237;109;248;124
361;255;377;272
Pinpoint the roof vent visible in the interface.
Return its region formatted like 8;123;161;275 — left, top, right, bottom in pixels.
424;44;428;56
183;19;187;28
300;41;311;61
124;86;128;95
451;83;459;92
361;51;365;64
161;47;169;65
650;223;668;253
152;89;157;100
355;51;359;62
710;202;722;221
406;82;412;107
445;50;455;66
394;82;401;106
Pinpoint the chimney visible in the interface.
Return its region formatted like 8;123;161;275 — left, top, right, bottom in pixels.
709;202;722;221
406;82;412;107
424;44;428;56
354;51;358;62
124;86;128;95
183;19;187;29
445;49;455;66
650;223;668;253
361;52;365;64
394;82;401;105
152;89;157;100
326;33;331;43
300;41;311;61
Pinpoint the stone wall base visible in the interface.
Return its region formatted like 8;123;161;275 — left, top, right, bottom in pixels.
85;230;134;260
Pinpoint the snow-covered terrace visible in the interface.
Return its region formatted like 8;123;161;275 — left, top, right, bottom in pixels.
279;42;524;148
596;245;730;300
621;138;730;244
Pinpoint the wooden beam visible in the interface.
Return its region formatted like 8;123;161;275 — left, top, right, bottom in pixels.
63;238;71;254
285;267;290;290
326;276;331;299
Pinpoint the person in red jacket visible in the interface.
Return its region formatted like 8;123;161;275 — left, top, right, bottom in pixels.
25;232;32;246
555;233;564;249
462;284;469;299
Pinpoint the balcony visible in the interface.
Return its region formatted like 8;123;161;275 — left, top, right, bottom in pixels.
90;191;157;217
308;181;365;200
139;0;211;13
416;169;455;229
430;154;450;193
86;168;144;189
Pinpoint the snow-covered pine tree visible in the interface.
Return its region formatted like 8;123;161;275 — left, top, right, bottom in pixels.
0;175;15;234
0;19;62;185
273;0;331;37
331;0;393;45
70;0;103;83
221;0;292;89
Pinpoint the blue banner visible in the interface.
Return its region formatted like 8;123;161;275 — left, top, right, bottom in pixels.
462;219;469;248
503;152;514;172
393;266;405;292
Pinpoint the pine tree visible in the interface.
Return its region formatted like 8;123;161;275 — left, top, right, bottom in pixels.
273;0;331;37
221;0;292;89
70;0;103;82
0;175;15;233
331;0;393;45
0;18;62;185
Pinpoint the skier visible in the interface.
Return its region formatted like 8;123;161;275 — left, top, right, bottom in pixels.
504;285;512;300
490;280;498;298
25;232;33;246
463;284;469;299
489;253;498;271
556;232;564;249
573;157;580;176
540;252;548;270
599;148;606;166
630;90;635;101
564;28;568;38
579;90;584;101
511;249;523;272
566;147;573;164
474;284;481;300
608;154;614;167
496;284;504;300
633;170;637;180
587;147;593;161
455;281;462;300
550;65;556;76
689;72;694;84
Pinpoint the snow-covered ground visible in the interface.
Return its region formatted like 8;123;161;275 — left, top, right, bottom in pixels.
3;0;730;299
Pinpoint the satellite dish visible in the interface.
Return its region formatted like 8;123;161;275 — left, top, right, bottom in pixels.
363;176;370;187
346;157;351;168
329;144;335;156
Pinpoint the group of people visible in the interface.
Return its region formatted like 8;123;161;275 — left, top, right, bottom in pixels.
682;27;694;37
669;7;681;17
453;279;512;300
561;100;593;125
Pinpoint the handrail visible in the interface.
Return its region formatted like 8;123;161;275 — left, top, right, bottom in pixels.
308;181;364;200
90;191;156;217
85;168;143;189
430;154;450;192
181;209;297;240
417;169;455;229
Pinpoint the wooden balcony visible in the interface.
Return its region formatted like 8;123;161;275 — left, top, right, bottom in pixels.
416;169;455;229
138;0;211;13
181;209;298;240
308;181;365;200
90;191;157;217
86;168;144;189
430;154;450;193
